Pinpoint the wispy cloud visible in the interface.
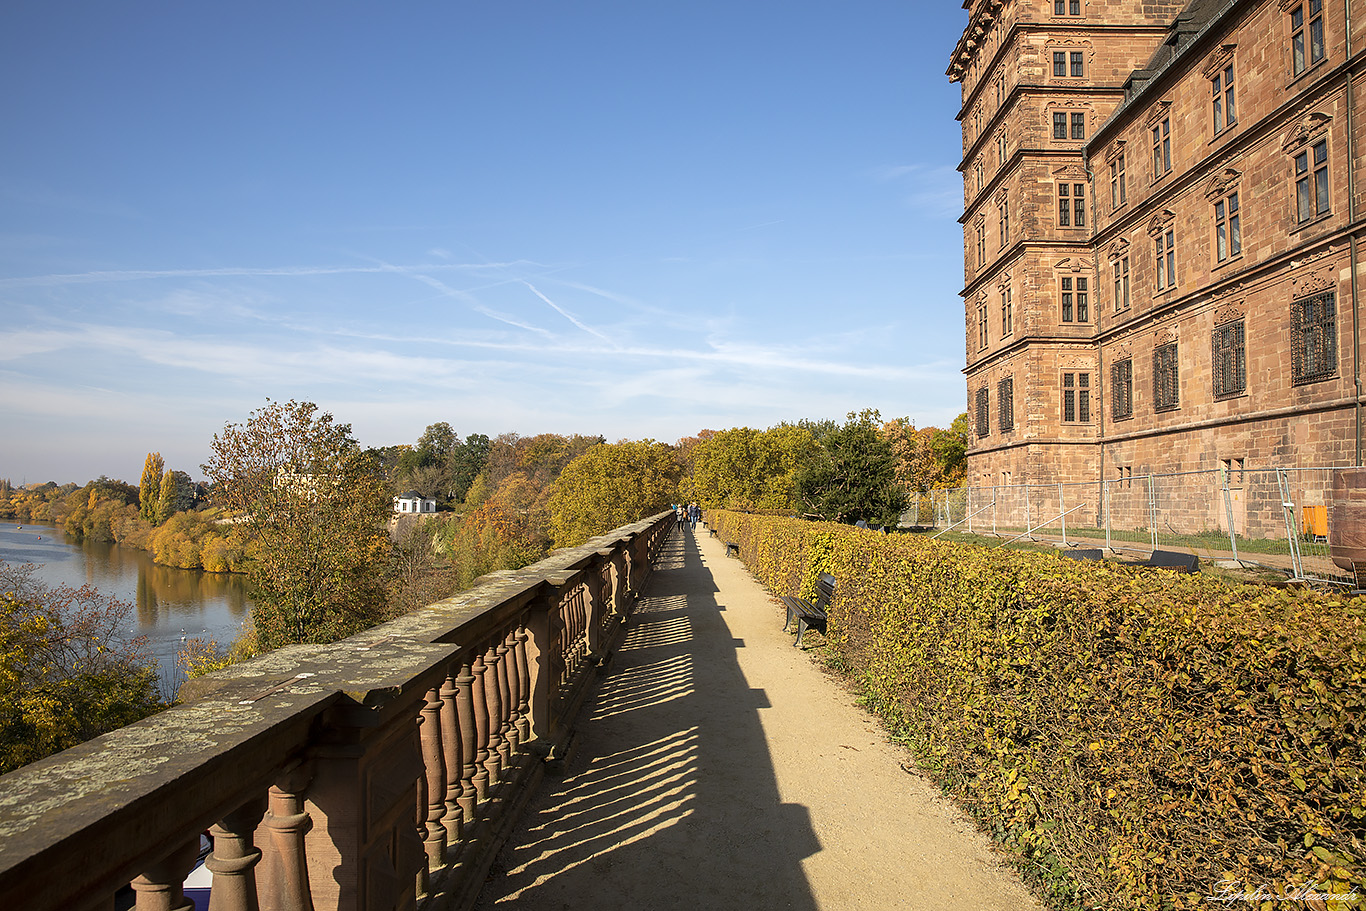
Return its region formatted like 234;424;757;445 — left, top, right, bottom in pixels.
0;260;550;288
521;281;613;344
472;304;553;336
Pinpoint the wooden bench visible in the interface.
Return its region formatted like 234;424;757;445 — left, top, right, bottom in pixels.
725;542;739;557
780;573;836;648
1145;549;1200;573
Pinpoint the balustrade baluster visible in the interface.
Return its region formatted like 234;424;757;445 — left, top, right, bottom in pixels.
439;670;463;843
257;764;314;911
417;684;448;888
483;642;505;784
470;650;491;802
206;796;267;911
584;564;604;664
514;621;531;743
611;551;627;615
131;838;199;911
455;658;479;823
497;629;517;759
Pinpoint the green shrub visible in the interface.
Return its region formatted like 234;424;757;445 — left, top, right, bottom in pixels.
710;510;1365;909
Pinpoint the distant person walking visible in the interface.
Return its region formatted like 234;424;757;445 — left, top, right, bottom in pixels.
689;503;700;531
676;504;687;532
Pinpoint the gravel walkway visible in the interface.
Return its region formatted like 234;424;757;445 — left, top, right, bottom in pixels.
476;526;1044;910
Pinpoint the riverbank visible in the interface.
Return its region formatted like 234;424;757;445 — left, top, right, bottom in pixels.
0;522;253;696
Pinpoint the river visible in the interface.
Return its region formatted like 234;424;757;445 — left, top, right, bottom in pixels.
0;521;254;697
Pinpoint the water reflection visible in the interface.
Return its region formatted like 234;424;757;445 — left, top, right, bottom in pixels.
0;522;254;693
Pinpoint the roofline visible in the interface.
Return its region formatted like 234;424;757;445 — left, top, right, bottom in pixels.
1087;0;1246;149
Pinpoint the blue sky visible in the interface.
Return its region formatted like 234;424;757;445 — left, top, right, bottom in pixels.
0;1;969;484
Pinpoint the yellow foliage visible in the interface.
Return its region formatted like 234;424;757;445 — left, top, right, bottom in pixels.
710;510;1366;909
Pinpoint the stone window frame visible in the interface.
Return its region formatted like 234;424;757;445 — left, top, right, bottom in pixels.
1204;46;1238;135
1294;138;1331;225
1213;190;1242;264
1110;152;1127;210
1059;275;1089;323
1051;110;1087;142
1109;239;1132;312
1282;113;1332;228
977;298;989;351
1052;0;1083;17
1212;318;1247;399
998;194;1009;249
1062;371;1091;423
1286;0;1326;78
1149;211;1177;292
1204;169;1243;266
1111;358;1134;421
1147;102;1173;179
1292;290;1337;385
1057;181;1086;228
998;375;1015;432
1051;48;1086;79
1153;341;1180;412
1000;278;1014;337
975;386;991;437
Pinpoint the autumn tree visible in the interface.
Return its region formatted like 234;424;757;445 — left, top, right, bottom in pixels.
155;469;195;524
0;561;162;774
547;441;682;548
688;425;815;512
139;452;164;522
447;433;490;505
882;414;969;494
794;409;907;526
202;399;392;649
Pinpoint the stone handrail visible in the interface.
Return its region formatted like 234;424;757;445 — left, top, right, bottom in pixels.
0;511;674;911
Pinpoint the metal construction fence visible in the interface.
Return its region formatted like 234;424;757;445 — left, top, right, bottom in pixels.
904;467;1357;585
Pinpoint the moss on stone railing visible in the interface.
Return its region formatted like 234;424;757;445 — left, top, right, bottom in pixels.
0;511;674;911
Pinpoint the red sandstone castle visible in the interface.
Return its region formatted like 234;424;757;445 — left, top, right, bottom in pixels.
951;0;1365;487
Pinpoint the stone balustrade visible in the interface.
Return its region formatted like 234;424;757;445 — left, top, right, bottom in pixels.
0;511;674;911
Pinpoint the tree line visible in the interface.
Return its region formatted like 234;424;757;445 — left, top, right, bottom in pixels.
1;399;965;772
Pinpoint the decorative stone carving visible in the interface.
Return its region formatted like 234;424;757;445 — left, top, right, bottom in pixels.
1281;112;1332;152
1213;301;1245;325
1144;100;1172;127
1052;164;1088;181
1105;139;1127;162
1202;44;1236;79
1147;209;1176;237
1292;269;1336;297
1154;328;1176;346
1107;238;1131;260
1203;167;1242;199
1290;243;1339;269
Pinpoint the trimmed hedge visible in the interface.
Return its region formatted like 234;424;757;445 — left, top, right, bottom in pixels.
710;510;1365;910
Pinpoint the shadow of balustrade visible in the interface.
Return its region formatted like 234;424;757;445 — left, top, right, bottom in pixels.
477;530;821;911
0;513;679;911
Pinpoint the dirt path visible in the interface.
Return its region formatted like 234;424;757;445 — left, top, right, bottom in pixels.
476;527;1043;910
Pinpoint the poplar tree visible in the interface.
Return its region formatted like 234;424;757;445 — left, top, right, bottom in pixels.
139;453;164;522
155;468;193;525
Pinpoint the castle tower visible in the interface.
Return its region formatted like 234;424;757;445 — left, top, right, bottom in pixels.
948;0;1185;490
